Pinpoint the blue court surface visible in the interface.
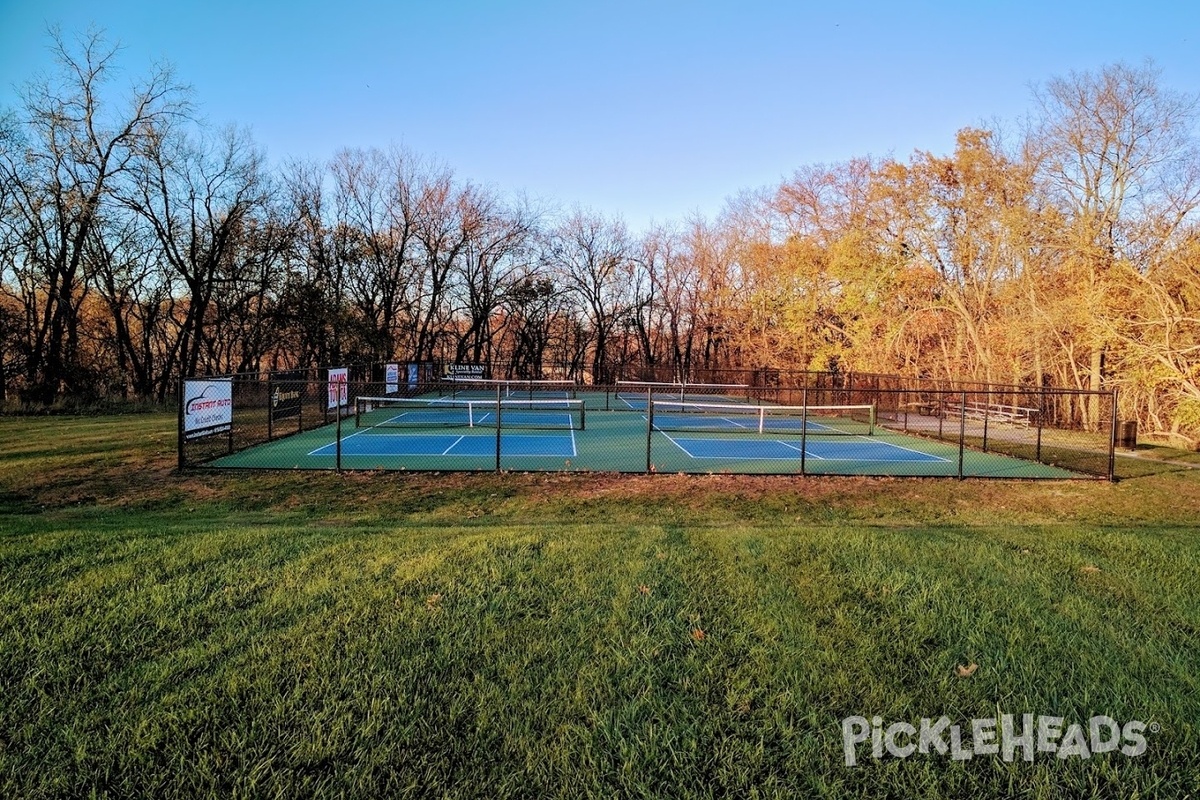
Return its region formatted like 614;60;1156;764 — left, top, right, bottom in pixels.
308;431;576;458
214;401;1078;477
649;412;847;434
661;435;949;462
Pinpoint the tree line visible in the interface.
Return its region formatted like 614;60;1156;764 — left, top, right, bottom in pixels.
2;31;1198;445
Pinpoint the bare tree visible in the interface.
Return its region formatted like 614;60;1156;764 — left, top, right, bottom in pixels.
0;28;187;402
452;191;539;367
121;123;271;381
546;210;634;384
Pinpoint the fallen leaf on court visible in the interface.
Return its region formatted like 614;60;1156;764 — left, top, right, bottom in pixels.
956;663;979;678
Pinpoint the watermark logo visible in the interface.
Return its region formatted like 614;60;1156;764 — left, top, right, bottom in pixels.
841;714;1154;766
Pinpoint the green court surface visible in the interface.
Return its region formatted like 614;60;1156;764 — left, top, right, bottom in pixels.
209;399;1081;478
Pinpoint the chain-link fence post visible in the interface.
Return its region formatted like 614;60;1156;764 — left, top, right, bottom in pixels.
495;382;503;473
645;386;653;473
800;388;808;477
958;391;967;480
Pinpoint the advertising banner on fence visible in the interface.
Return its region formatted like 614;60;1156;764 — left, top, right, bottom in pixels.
328;367;348;411
408;364;419;388
385;363;399;394
183;379;233;439
445;364;485;379
270;370;304;422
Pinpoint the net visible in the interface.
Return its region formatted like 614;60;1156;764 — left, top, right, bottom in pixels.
356;396;585;430
649;400;875;436
443;377;577;399
616;380;753;403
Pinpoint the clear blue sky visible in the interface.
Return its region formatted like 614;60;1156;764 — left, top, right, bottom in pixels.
2;0;1198;232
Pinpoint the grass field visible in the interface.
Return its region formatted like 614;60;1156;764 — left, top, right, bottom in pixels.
2;413;1199;798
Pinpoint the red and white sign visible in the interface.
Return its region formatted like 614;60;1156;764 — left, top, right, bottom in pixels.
327;367;348;410
183;380;233;438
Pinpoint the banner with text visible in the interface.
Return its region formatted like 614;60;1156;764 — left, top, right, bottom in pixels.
445;364;485;379
183;379;233;439
385;363;399;394
328;367;348;410
270;370;304;422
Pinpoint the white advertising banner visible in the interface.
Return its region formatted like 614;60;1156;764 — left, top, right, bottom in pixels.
385;363;399;394
183;379;233;439
327;367;348;410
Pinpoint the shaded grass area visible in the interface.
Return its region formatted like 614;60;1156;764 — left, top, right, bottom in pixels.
1;413;1199;798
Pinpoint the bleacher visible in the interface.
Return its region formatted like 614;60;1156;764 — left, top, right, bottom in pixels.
943;400;1038;427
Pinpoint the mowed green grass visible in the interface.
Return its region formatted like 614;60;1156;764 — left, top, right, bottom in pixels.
1;414;1198;798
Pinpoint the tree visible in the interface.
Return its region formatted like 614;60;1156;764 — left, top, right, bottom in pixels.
0;28;186;402
547;210;633;384
121;124;272;381
452;191;539;367
1029;61;1200;426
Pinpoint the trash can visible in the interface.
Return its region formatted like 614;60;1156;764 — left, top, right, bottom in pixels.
1116;420;1138;450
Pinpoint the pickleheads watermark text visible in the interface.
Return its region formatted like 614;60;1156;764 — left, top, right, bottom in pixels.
841;714;1155;767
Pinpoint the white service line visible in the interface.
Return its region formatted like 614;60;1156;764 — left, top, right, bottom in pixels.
657;430;697;458
305;423;371;456
777;440;824;459
851;434;952;462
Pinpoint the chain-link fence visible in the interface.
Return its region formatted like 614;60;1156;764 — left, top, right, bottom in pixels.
180;374;1121;480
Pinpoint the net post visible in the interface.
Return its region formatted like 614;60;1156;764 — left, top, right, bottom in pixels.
645;386;653;472
869;403;876;435
580;400;586;431
757;406;765;435
957;391;967;480
495;383;502;473
800;388;808;476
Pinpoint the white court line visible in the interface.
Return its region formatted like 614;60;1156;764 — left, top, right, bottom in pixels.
305;423;371;456
662;435;947;463
569;424;578;457
849;434;953;463
778;440;825;459
778;436;950;462
441;435;466;455
658;430;698;458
